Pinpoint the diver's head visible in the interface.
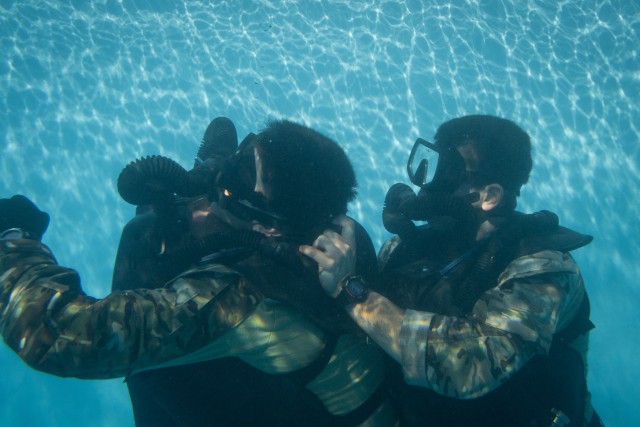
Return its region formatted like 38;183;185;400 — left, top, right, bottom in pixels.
217;119;357;237
255;120;356;228
407;115;531;212
386;115;532;239
432;115;531;200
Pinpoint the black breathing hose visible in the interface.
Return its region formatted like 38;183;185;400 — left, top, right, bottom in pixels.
117;155;208;207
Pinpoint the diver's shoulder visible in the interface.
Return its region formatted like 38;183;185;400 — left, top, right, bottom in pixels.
498;250;581;284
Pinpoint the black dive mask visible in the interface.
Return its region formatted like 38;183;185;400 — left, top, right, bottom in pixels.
407;138;440;187
383;138;490;240
408;138;477;194
408;137;499;194
216;133;295;232
219;187;285;230
215;132;340;241
217;185;338;244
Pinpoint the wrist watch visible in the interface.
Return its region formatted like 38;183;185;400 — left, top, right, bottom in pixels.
336;275;369;306
0;228;33;240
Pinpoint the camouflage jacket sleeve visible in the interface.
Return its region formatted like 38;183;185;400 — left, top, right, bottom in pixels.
398;250;587;399
0;239;262;379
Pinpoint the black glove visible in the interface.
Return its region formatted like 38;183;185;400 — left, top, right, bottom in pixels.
0;195;50;240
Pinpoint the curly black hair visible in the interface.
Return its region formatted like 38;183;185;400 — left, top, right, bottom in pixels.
255;119;357;229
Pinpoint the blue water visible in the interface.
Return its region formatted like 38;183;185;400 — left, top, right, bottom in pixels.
1;0;638;425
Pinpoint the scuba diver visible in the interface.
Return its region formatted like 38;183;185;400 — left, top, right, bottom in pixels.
0;119;398;426
302;115;604;427
110;117;384;427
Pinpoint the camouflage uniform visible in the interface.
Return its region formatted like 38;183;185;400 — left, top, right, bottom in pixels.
397;249;587;397
0;238;398;426
378;236;598;425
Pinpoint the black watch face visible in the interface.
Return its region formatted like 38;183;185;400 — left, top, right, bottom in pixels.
346;277;368;300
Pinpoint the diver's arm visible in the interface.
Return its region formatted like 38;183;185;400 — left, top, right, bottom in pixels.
0;238;260;379
397;253;584;398
301;217;584;399
300;216;404;362
343;291;404;363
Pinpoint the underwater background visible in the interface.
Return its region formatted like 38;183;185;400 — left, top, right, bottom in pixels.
1;0;638;426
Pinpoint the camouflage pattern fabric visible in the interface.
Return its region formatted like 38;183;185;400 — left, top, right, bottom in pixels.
0;238;400;426
0;239;262;378
397;249;588;399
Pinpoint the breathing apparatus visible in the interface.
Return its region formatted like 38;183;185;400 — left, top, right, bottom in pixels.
383;136;495;248
113;119;372;337
384;113;537;245
215;132;289;232
382;135;567;318
114;121;332;285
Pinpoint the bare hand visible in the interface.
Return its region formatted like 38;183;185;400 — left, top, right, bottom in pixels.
299;215;357;298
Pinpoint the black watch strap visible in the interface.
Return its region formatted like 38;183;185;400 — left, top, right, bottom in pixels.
336;275;369;307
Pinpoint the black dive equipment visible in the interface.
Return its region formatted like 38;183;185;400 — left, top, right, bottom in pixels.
114;120;349;287
384;135;502;246
411;136;469;193
215;131;348;242
219;186;285;230
213;131;292;231
194;116;238;166
117;155;209;207
407;138;440;187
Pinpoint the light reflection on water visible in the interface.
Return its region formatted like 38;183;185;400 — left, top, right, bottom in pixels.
1;1;638;426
